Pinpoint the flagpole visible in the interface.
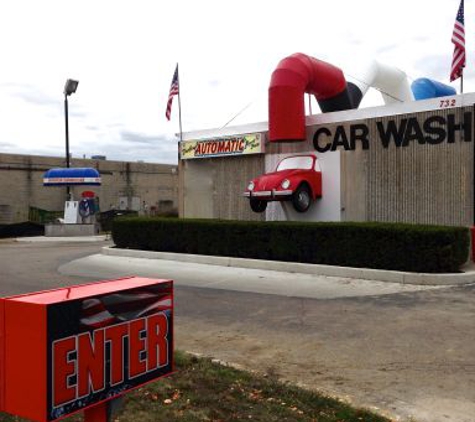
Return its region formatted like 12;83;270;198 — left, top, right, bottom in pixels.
450;0;465;94
177;63;183;143
176;63;184;219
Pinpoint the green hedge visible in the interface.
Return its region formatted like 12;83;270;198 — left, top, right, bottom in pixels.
111;218;470;273
0;222;44;238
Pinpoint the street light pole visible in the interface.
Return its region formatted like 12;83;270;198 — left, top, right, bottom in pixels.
63;79;79;200
64;94;70;169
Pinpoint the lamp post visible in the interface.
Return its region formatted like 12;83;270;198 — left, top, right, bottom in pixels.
63;78;79;199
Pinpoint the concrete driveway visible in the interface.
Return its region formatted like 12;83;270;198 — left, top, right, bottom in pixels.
3;238;475;422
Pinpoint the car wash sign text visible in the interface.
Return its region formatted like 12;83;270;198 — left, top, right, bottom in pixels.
181;133;264;159
313;111;472;152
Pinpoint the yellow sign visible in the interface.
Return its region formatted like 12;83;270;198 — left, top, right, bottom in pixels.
180;133;264;159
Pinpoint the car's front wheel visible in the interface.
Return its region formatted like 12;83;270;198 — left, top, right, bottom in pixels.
292;184;312;212
250;199;267;213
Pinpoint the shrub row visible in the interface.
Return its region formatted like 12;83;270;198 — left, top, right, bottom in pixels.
0;222;44;238
111;218;469;273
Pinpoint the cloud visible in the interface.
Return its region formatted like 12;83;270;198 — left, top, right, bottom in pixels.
72;129;180;164
69;109;87;118
105;144;178;164
1;82;87;120
375;44;401;55
208;79;221;88
413;55;451;81
0;141;14;148
413;36;430;44
1;0;473;167
119;130;177;154
120;130;162;145
2;82;59;107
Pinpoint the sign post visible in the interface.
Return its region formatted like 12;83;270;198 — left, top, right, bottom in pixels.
84;402;108;422
0;276;174;422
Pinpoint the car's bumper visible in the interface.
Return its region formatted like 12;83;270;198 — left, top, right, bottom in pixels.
243;190;293;200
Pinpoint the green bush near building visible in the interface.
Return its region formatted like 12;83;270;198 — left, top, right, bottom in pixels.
0;222;44;238
112;217;469;273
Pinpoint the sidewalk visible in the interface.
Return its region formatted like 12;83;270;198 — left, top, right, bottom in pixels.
57;244;475;301
102;246;475;286
16;235;109;243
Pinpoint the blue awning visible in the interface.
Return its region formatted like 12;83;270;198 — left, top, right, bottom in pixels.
43;167;101;186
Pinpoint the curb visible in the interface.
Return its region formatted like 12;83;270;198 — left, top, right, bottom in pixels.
102;247;475;286
16;235;110;243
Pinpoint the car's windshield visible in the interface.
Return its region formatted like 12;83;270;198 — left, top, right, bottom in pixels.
276;156;313;171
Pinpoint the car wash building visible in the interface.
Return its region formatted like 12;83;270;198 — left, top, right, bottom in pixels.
178;53;474;228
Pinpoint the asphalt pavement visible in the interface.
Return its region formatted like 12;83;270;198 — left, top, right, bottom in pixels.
6;236;475;422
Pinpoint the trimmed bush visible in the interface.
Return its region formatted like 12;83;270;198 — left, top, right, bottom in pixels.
0;222;44;238
97;210;138;232
112;218;469;273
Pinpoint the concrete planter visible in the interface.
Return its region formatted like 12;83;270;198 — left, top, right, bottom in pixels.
45;223;99;237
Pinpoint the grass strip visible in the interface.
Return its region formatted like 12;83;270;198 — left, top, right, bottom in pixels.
0;351;391;422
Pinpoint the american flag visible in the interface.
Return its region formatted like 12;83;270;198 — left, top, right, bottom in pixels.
80;289;173;330
450;0;465;82
165;64;179;120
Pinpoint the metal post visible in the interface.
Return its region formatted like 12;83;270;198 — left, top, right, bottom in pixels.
64;94;71;199
176;64;184;217
83;397;122;422
64;95;70;169
470;104;475;262
177;64;183;143
84;403;108;422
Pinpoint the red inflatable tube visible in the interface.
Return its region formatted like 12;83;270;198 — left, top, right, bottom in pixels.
269;53;352;142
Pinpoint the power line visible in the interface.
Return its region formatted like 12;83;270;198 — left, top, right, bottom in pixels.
220;101;254;129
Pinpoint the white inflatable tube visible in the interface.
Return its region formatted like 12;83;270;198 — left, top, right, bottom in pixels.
349;60;414;104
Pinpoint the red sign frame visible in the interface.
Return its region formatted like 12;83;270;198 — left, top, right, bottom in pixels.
0;277;174;422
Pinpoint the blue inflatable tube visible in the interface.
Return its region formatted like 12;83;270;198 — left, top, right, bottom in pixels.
411;78;456;100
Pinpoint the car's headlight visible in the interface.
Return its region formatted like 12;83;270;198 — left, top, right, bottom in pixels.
248;181;255;191
281;179;290;189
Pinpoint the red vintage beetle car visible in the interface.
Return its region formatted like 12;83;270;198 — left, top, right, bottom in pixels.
243;154;322;213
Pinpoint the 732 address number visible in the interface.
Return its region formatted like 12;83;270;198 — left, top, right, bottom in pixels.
439;99;456;108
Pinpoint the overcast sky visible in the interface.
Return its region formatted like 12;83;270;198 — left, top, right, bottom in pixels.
0;0;472;165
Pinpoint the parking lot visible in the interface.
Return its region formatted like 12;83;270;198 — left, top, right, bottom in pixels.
2;238;475;422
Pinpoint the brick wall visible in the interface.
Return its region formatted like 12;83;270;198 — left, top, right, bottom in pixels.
0;153;178;224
